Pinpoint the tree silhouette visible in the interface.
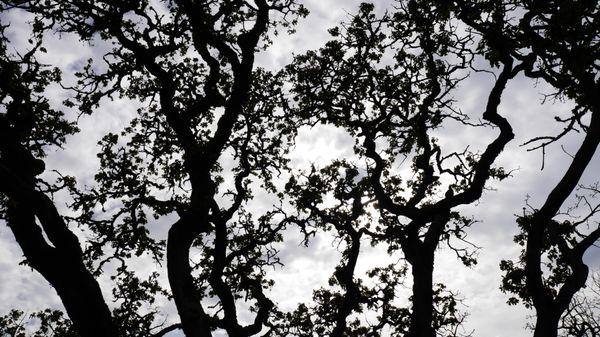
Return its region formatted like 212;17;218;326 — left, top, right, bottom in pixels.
0;309;77;337
284;2;529;336
511;1;600;332
1;0;306;336
441;1;600;336
0;17;118;337
0;1;599;337
557;272;600;337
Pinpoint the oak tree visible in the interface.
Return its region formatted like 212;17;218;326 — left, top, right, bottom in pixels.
1;1;306;336
1;1;598;337
285;2;526;336
443;1;600;336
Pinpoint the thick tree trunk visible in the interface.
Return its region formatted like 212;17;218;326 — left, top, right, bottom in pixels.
51;263;117;337
533;310;560;337
1;118;118;336
408;253;436;337
7;203;117;337
167;218;213;337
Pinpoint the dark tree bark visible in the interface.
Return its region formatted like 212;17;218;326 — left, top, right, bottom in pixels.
167;217;213;337
525;109;600;337
0;28;118;335
285;3;527;336
407;249;435;337
2;1;597;337
0;149;117;337
5;199;117;337
533;310;562;337
445;1;600;335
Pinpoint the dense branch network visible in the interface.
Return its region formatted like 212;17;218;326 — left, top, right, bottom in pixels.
283;2;529;336
1;1;306;336
0;1;598;337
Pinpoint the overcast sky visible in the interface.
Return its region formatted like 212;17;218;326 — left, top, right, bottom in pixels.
1;1;599;337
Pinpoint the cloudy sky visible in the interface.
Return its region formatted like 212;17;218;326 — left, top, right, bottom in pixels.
1;1;599;337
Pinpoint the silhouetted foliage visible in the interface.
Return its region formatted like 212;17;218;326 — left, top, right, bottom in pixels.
284;2;525;336
0;1;598;337
1;0;306;336
0;309;76;337
440;1;600;337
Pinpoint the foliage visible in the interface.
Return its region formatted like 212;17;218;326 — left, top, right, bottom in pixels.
0;309;76;337
283;1;519;335
0;1;598;337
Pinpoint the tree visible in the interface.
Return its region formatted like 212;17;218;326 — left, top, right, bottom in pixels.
440;1;600;336
0;17;116;337
0;309;77;337
1;1;598;337
284;2;528;336
558;272;600;337
1;1;306;336
511;1;600;333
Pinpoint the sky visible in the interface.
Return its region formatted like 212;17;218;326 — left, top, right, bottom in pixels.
1;1;599;337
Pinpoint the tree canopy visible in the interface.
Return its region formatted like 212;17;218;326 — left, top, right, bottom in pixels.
0;1;598;337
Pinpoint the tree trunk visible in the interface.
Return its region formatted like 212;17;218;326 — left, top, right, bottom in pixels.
408;253;436;337
533;310;560;337
167;218;213;337
7;204;117;337
52;263;117;337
